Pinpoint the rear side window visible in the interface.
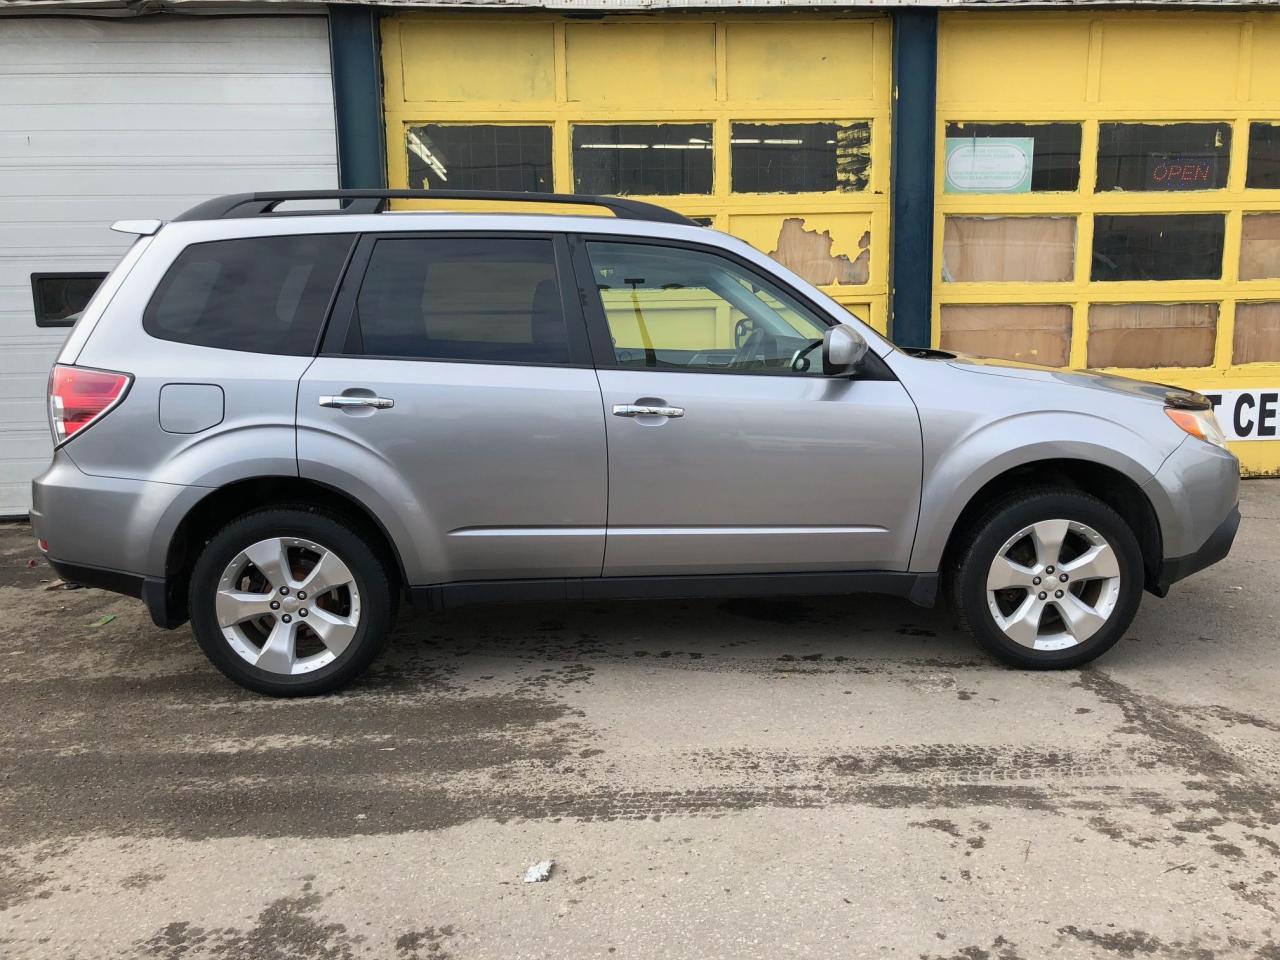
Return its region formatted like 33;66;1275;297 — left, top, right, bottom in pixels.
352;237;571;364
144;234;354;355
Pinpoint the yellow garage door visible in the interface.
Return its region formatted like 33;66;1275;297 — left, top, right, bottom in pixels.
936;10;1280;475
381;13;892;334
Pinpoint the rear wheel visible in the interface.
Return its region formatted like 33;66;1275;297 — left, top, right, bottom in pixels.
950;488;1144;669
189;506;395;696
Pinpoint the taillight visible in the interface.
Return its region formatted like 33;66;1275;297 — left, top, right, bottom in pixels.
48;364;131;445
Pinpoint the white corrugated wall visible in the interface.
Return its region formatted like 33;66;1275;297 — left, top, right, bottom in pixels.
0;15;339;516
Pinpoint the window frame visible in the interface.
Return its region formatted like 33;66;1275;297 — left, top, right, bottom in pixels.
569;233;893;380
319;231;595;368
31;272;109;328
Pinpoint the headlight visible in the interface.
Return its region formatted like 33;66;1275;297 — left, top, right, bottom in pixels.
1165;406;1230;450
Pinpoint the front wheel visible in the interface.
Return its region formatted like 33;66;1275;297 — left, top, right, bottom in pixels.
950;488;1145;669
189;506;396;696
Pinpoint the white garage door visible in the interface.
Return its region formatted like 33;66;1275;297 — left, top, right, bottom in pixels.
0;15;339;516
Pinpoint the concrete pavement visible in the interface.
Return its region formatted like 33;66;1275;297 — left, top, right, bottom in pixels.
2;483;1278;959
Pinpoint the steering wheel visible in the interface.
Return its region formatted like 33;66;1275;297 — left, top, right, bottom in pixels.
730;327;767;370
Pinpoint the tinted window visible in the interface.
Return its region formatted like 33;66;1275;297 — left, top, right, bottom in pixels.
1096;123;1231;192
144;235;353;355
354;237;570;364
944;122;1081;192
585;241;830;373
1091;214;1224;281
731;122;871;193
406;124;552;192
572;123;712;195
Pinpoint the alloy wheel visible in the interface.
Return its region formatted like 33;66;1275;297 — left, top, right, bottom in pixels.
985;519;1122;651
215;536;361;675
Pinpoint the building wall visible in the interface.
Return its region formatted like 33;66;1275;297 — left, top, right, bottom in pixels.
379;12;893;334
0;14;339;515
934;10;1280;474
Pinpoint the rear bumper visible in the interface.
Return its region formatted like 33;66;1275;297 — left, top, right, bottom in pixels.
1154;503;1240;594
32;449;201;629
45;557;182;629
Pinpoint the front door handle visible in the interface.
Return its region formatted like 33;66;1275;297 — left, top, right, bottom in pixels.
612;403;684;419
319;395;394;410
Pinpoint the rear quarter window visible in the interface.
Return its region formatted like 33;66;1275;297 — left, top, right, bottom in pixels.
144;234;354;355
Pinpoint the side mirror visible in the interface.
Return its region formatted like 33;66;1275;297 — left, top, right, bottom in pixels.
822;324;869;376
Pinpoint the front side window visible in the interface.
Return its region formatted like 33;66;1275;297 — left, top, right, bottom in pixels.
144;234;354;355
584;241;831;373
354;237;571;364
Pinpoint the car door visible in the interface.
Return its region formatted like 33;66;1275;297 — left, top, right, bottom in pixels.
297;232;607;586
573;236;922;578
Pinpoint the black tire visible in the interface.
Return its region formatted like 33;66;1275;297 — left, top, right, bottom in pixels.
188;505;396;696
949;487;1145;670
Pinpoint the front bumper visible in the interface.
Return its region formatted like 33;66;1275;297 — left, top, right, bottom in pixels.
1154;503;1240;594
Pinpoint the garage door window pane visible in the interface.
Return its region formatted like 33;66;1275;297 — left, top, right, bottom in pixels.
407;124;552;192
940;304;1072;367
1091;214;1224;281
1240;213;1280;280
31;273;106;327
572;123;712;195
355;238;570;365
144;235;355;356
1246;123;1280;189
943;122;1081;192
731;122;871;193
1234;302;1280;364
942;216;1075;282
1096;123;1231;192
1087;303;1217;369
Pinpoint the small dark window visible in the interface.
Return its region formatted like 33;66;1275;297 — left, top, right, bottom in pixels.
31;273;106;327
572;123;712;195
144;234;354;355
1246;122;1280;189
1096;123;1231;192
353;237;570;365
944;122;1081;192
731;122;871;193
406;124;552;192
1091;214;1225;281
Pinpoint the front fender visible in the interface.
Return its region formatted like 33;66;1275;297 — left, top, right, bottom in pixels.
908;411;1170;573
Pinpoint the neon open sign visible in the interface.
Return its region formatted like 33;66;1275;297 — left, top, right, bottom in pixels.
1147;155;1218;190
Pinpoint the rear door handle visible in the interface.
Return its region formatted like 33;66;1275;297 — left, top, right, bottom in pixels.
612;403;684;419
319;395;394;410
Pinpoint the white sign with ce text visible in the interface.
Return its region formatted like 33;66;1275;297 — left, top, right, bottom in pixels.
1201;388;1280;441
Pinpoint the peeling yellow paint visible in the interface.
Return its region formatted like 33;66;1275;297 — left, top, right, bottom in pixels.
770;218;870;286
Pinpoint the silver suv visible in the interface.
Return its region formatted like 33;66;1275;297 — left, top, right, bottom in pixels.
32;190;1241;696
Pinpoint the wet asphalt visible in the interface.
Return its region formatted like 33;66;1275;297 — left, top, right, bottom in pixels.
1;482;1279;959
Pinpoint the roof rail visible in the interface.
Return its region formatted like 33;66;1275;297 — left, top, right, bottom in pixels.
172;189;697;227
